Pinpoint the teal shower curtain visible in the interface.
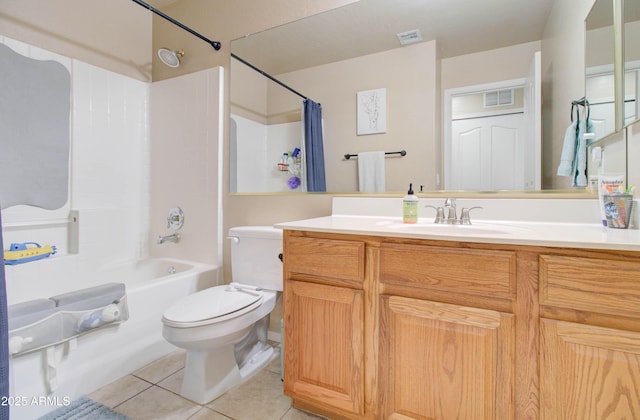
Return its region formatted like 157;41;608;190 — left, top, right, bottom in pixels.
303;99;326;192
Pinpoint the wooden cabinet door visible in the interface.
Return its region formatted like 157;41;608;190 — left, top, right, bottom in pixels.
380;295;515;420
380;296;515;419
540;319;640;419
283;280;364;416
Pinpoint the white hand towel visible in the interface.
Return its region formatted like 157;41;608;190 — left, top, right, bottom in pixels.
358;151;386;192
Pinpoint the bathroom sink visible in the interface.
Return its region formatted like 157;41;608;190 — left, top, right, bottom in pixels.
375;220;530;236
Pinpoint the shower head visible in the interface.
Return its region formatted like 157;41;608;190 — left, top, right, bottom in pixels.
157;48;184;68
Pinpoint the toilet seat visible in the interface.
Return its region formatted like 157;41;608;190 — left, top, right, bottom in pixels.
162;285;263;328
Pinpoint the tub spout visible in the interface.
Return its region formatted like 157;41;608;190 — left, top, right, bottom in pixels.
157;233;180;244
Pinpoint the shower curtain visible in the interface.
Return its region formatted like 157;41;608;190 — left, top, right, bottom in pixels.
303;99;326;192
0;209;8;420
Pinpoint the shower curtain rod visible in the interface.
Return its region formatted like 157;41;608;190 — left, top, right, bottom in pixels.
131;0;221;51
231;53;312;102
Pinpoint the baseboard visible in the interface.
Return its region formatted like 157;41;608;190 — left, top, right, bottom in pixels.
268;330;281;343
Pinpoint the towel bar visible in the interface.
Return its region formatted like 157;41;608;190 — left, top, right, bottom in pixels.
344;150;406;160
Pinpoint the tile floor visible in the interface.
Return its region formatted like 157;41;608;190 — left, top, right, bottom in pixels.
89;346;324;420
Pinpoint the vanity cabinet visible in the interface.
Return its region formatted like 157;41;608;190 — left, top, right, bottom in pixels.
284;280;364;416
379;295;514;419
283;232;367;418
378;242;518;419
539;253;640;419
282;229;640;419
540;319;640;418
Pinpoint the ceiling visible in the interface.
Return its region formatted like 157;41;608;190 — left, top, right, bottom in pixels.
146;0;179;8
145;0;556;75
229;0;556;75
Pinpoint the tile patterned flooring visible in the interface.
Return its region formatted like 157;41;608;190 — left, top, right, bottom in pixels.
89;347;324;420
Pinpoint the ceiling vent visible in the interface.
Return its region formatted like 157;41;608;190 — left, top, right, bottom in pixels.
397;29;422;45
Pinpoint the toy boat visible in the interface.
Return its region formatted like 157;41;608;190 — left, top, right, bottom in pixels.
4;242;57;265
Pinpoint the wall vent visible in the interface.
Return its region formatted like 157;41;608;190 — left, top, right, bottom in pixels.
484;89;514;107
397;29;422;45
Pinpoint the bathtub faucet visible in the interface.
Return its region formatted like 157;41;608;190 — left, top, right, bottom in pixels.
157;233;180;244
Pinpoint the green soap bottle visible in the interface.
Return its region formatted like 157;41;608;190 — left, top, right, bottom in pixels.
403;183;418;224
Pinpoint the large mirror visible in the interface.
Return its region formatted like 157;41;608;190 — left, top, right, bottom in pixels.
625;0;640;126
586;0;617;142
230;0;615;194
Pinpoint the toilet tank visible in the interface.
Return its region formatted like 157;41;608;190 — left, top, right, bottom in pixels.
228;226;283;292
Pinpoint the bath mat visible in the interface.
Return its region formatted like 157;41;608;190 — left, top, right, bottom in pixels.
38;396;132;420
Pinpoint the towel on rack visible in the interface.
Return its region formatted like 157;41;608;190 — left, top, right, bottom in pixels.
358;151;386;192
573;117;593;187
557;116;593;187
557;119;578;177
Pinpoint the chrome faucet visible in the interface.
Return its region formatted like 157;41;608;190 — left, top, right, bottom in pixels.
459;206;483;225
425;205;445;223
157;233;180;244
428;199;483;225
444;198;457;224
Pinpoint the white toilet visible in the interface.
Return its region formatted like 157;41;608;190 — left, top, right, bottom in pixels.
161;226;283;404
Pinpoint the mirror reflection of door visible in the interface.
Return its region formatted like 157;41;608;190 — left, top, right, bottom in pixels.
625;66;640;125
451;113;525;190
585;68;638;137
445;53;541;191
585;0;615;140
625;0;640;126
587;71;616;140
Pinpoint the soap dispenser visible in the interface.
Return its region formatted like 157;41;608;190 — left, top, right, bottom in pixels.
403;183;419;224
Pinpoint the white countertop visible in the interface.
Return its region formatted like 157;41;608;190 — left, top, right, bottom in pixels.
276;215;640;251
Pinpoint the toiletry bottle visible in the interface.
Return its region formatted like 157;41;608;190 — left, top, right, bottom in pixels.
403;183;419;224
278;153;289;171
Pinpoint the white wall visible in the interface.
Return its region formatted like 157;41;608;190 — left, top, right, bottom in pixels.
541;0;595;189
232;115;269;192
1;38;226;304
0;38;225;317
0;0;152;82
149;67;223;267
441;41;541;91
1;38;227;419
275;41;440;193
232;114;303;193
1;38;151;419
627;119;640;190
2;37;150;302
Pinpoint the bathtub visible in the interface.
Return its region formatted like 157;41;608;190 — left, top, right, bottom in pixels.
6;258;217;420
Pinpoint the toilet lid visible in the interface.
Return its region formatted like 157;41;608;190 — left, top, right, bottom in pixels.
162;285;263;327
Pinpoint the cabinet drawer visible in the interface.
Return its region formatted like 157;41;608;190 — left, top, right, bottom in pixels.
540;255;640;318
380;243;516;299
285;235;365;286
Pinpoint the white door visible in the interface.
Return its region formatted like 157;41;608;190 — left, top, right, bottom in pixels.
451;113;525;190
443;53;542;191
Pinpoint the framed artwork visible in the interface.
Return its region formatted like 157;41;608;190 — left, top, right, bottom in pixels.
357;88;386;135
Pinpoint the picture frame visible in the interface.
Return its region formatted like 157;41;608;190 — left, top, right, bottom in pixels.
357;88;387;135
